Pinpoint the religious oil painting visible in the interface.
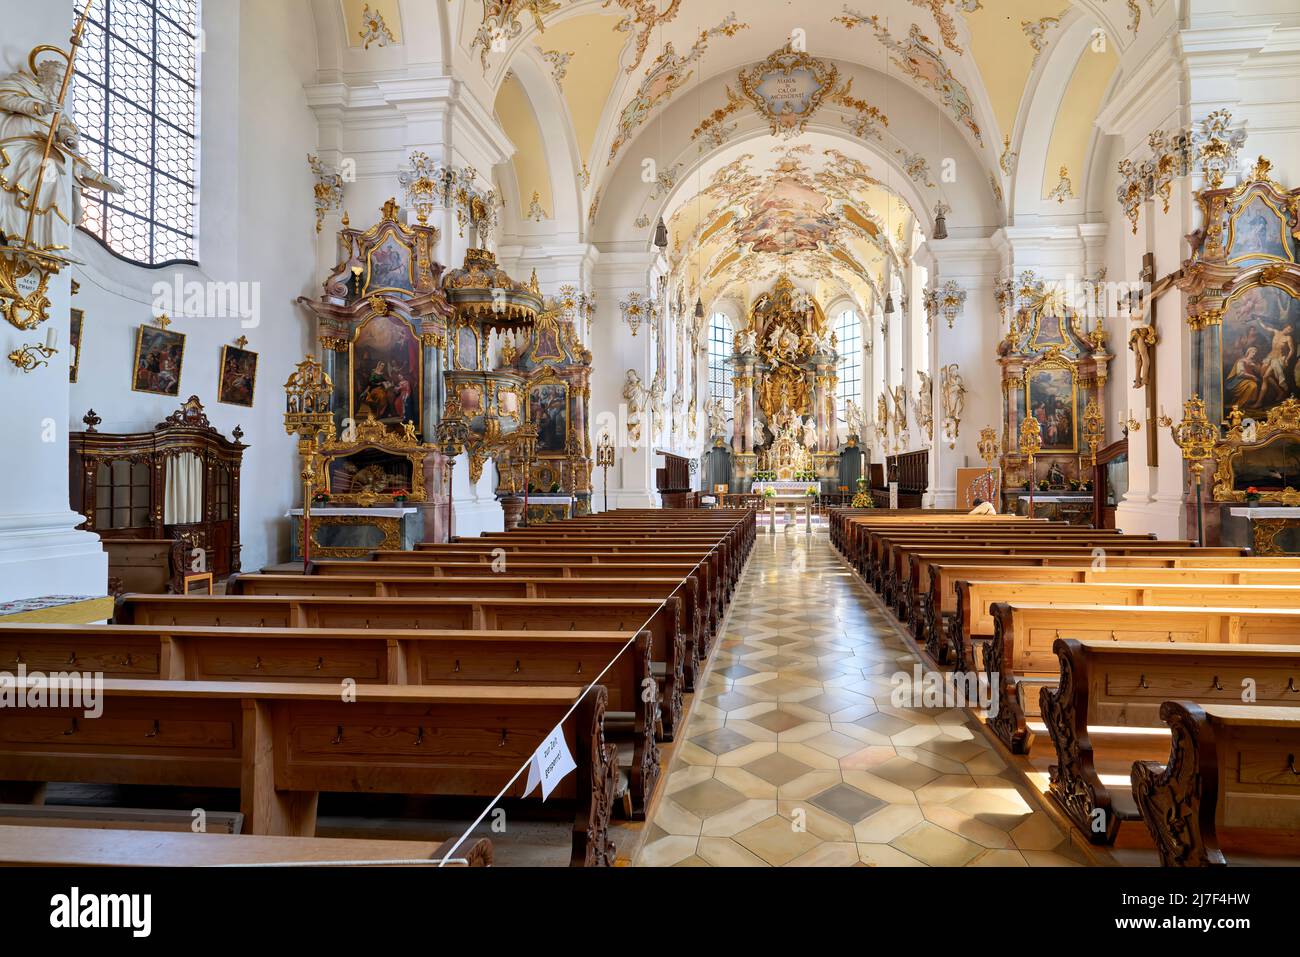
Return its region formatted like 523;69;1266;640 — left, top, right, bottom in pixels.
1230;436;1300;492
1221;284;1300;418
217;345;258;407
327;448;415;497
131;325;186;396
1025;367;1076;451
69;307;84;383
351;313;420;428
529;382;569;454
1227;195;1294;266
364;234;416;295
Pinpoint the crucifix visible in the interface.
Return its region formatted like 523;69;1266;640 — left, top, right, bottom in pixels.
1127;253;1159;466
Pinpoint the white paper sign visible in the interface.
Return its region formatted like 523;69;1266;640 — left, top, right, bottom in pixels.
523;723;578;801
888;481;899;510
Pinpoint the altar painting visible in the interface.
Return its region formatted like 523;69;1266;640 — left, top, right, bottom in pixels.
1220;284;1300;418
1026;367;1076;451
363;234;416;295
351;314;420;428
1227;194;1295;266
529;382;569;454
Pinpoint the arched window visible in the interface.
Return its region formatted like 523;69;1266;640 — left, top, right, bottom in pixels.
73;0;200;266
707;311;734;417
836;307;863;416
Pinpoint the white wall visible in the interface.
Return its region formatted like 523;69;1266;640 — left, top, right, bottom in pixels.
67;0;319;572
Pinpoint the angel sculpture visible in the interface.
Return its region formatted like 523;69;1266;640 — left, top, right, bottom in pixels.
844;398;864;438
801;417;819;452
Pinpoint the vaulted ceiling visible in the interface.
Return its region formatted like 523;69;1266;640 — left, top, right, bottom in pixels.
329;1;1168;305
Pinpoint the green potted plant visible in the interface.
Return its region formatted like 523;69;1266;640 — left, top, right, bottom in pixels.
1245;486;1262;505
390;487;409;506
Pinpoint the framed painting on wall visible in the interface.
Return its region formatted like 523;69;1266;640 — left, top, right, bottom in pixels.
362;233;416;295
69;308;84;383
131;324;186;396
217;345;258;407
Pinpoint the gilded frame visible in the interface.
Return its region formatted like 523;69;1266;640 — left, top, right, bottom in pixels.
131;324;186;396
1212;397;1300;504
69;307;84;383
315;414;431;506
453;320;482;371
526;372;572;459
496;382;522;421
217;344;258;407
1225;191;1293;267
348;310;423;433
1022;351;1079;453
361;231;418;297
1216;275;1300;423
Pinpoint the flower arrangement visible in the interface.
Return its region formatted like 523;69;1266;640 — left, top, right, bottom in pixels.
850;477;875;508
1245;486;1262;504
311;488;330;505
762;487;777;499
389;487;409;504
805;485;818;497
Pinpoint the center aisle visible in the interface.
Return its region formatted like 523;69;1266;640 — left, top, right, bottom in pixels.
634;527;1091;867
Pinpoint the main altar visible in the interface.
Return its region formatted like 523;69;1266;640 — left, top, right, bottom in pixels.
711;276;857;492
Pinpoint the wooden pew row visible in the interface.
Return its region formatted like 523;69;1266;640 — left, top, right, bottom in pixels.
373;546;734;610
0;826;495;866
865;527;1153;586
112;593;688;740
956;580;1300;685
307;560;722;649
0;621;662;818
0;678;616;866
921;559;1300;668
873;533;1194;608
1039;637;1300;849
328;552;728;631
828;509;979;554
463;531;747;596
888;543;1243;625
849;518;1044;577
986;602;1300;754
231;573;711;693
1132;701;1300;867
835;514;1033;575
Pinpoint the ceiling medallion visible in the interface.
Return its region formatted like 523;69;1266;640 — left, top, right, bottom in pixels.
738;46;839;139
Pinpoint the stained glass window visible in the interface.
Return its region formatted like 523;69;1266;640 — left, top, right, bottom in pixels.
73;0;199;266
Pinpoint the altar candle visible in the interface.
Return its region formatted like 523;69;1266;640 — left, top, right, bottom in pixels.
46;326;57;349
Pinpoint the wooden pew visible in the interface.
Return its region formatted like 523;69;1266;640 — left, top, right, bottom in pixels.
0;677;615;866
0;826;494;866
921;560;1300;667
0;620;661;818
956;580;1300;683
229;572;711;692
890;543;1244;629
371;545;733;609
307;560;722;639
986;602;1300;753
112;594;688;739
1132;702;1300;866
1040;637;1300;846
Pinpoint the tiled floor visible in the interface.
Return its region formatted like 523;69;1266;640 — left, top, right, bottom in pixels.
634;527;1092;867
